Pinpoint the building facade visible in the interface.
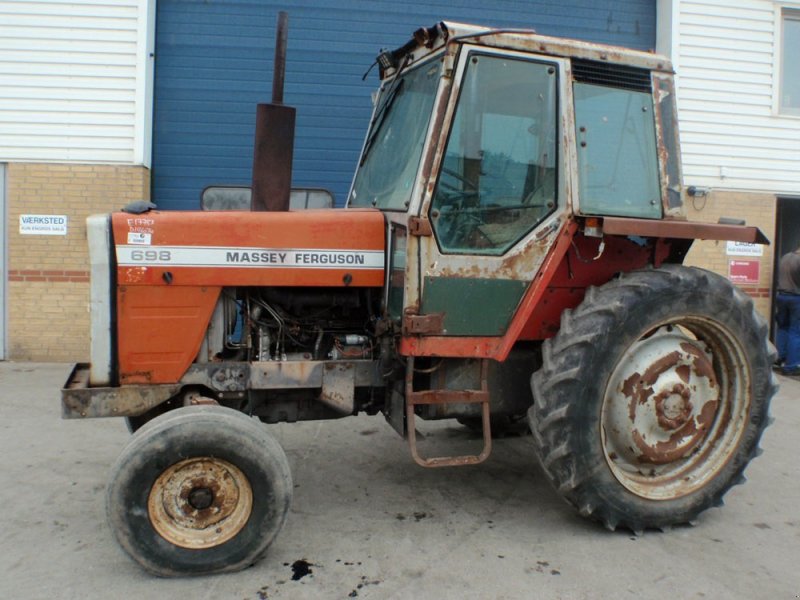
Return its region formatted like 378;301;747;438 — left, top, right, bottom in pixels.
1;0;154;360
658;0;800;319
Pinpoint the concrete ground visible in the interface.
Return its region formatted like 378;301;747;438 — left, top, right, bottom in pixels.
0;362;798;600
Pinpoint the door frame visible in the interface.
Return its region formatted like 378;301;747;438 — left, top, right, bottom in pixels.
771;195;800;341
411;46;572;337
0;164;6;360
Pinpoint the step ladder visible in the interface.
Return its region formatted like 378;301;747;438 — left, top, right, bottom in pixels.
405;357;492;467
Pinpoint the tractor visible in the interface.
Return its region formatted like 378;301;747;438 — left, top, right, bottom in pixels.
62;18;776;576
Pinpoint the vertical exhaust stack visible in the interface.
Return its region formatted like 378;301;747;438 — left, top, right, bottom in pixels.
251;11;296;212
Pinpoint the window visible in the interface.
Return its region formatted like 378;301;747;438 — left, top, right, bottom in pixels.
574;82;661;219
349;61;440;210
781;10;800;115
386;226;407;319
430;54;558;255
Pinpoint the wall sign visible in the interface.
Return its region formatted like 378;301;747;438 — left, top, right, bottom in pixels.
726;241;763;257
728;259;760;284
19;214;68;235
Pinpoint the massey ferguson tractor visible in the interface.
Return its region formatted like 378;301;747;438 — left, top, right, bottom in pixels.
62;19;776;576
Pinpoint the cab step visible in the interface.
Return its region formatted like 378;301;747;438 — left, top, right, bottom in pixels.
405;358;492;467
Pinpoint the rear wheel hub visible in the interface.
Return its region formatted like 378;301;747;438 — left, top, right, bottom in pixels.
602;322;748;500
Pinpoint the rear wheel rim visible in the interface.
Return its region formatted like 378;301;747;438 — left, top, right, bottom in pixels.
601;319;751;501
148;456;253;549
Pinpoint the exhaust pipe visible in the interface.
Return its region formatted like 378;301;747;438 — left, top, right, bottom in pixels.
251;11;295;212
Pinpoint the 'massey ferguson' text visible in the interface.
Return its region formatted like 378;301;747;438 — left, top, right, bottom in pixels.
225;251;367;265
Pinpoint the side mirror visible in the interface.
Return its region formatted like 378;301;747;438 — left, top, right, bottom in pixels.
200;185;335;210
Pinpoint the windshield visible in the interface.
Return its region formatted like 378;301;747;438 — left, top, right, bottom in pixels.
349;61;441;210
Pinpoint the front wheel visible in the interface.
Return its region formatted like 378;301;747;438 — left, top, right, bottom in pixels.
107;406;292;576
529;265;776;532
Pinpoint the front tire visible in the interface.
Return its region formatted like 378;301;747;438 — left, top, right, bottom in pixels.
107;406;292;576
529;265;776;532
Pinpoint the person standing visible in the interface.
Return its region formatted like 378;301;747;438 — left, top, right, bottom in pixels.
776;246;800;375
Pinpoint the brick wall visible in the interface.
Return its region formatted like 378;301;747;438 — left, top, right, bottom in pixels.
682;190;776;320
7;163;150;361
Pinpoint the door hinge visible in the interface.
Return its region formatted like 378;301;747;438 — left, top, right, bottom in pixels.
408;216;432;237
403;308;444;335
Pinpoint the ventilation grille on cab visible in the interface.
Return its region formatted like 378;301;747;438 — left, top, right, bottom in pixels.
572;59;652;92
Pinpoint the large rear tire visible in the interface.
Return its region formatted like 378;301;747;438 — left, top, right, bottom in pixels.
107;405;292;576
529;265;776;532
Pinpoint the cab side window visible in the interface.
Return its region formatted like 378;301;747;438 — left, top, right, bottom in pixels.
572;61;661;218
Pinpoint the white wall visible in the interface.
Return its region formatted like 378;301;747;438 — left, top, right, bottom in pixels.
662;0;800;193
0;0;154;166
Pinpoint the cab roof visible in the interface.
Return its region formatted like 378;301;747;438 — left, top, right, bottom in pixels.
379;21;672;79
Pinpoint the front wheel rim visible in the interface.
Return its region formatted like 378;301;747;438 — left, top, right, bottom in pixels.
148;456;253;549
601;319;751;501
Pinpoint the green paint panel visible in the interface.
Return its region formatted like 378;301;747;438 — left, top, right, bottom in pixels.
421;277;529;336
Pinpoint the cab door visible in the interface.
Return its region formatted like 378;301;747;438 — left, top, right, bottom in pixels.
407;47;570;340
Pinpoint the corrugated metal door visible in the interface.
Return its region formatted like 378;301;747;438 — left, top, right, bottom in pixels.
152;0;656;210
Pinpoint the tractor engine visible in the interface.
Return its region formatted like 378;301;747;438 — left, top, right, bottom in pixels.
198;286;384;424
205;287;377;364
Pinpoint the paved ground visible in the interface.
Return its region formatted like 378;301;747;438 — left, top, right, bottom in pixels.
0;362;798;600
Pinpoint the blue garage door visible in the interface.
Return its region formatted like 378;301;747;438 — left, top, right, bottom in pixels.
153;0;656;210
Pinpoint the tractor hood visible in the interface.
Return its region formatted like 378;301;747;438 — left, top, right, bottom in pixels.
111;208;386;288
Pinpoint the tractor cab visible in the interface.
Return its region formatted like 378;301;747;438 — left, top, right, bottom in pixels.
349;22;692;348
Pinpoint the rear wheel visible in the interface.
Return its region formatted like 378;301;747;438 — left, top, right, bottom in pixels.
529;265;776;532
107;406;292;576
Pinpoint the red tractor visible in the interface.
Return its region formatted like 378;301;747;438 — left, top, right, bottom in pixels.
63;19;775;576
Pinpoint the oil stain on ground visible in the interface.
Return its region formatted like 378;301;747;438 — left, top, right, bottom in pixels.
291;559;314;580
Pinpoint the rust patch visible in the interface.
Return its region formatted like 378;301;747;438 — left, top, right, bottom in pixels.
495;239;549;279
641;350;682;389
408;216;432;237
653;383;692;430
622;371;641;398
437;263;483;278
632;417;700;465
176;476;230;528
403;309;445;335
624;351;683;422
676;364;691;384
622;371;643;423
680;342;717;387
695;399;719;431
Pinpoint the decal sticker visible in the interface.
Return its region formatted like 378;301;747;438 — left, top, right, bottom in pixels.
127;232;152;245
116;245;384;269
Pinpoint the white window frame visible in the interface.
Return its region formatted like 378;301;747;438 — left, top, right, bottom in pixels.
776;5;800;116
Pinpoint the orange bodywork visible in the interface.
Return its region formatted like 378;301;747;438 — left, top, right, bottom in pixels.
114;209;386;384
